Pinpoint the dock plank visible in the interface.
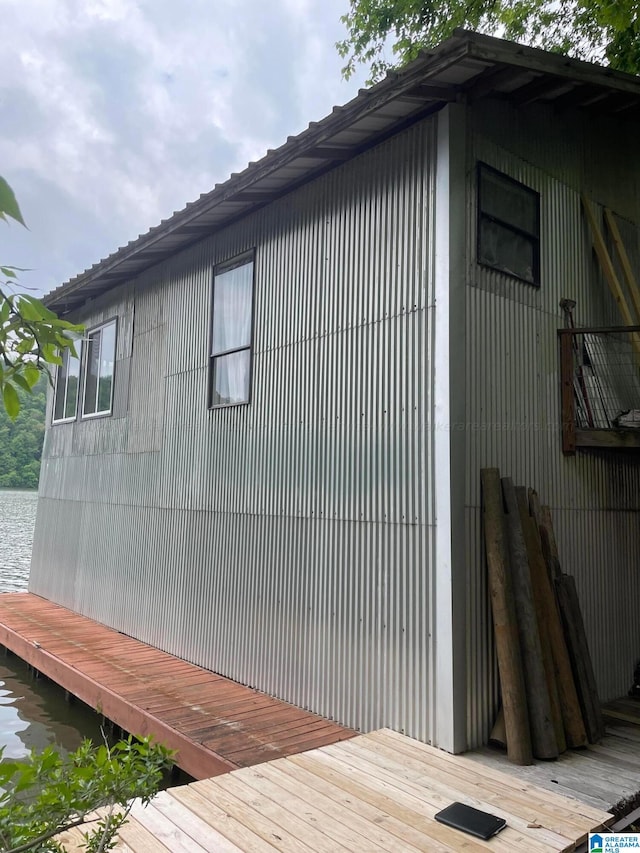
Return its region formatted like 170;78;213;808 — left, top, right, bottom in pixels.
56;729;612;852
0;592;353;779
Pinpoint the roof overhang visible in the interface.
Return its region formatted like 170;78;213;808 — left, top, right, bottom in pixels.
45;29;640;315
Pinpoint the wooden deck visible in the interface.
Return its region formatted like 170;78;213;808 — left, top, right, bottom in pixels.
467;703;640;814
59;728;612;852
0;593;353;779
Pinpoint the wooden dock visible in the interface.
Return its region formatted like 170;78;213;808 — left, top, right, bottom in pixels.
59;728;612;852
0;593;353;779
468;704;640;814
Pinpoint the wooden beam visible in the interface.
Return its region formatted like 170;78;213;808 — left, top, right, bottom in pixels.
463;64;518;102
582;196;640;337
528;491;588;748
516;487;566;754
554;575;604;744
502;477;558;760
400;83;458;102
604;208;640;324
481;469;533;765
509;75;570;106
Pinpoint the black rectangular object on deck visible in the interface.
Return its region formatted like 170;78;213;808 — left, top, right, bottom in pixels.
434;802;507;840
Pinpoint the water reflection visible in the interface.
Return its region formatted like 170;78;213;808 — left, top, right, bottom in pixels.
0;652;107;760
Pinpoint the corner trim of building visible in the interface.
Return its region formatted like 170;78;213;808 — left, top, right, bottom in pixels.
432;102;467;753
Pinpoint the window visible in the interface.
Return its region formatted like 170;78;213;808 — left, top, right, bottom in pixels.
209;252;255;407
52;345;82;423
477;163;540;285
82;319;116;417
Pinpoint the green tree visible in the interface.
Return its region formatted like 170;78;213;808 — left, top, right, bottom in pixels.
0;736;173;852
337;0;640;82
0;376;47;488
0;177;82;419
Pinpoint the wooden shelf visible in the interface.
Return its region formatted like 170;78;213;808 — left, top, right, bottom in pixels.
575;428;640;450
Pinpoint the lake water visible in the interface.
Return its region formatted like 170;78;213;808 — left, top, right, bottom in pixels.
0;489;106;758
0;489;37;593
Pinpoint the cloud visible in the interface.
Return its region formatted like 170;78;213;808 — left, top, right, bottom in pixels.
0;0;366;294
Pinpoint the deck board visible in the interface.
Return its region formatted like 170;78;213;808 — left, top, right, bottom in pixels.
0;592;353;779
57;730;613;852
467;710;640;813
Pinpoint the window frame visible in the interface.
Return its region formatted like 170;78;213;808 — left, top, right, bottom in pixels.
207;249;256;410
51;343;83;425
80;317;118;420
476;162;541;286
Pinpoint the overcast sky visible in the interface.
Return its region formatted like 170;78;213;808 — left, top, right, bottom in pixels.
0;0;366;296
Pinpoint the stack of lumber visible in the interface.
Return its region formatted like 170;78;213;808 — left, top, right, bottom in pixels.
481;468;605;765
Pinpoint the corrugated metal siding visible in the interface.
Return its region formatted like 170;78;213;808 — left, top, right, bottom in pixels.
465;99;640;747
30;117;437;741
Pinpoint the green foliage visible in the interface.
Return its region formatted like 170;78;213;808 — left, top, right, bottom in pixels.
0;736;173;853
337;0;640;82
0;177;83;420
0;375;47;489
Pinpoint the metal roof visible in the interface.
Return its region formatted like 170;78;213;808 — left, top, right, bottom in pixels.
45;29;640;314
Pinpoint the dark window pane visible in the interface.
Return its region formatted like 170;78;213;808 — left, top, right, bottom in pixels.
479;218;536;283
53;354;68;422
83;331;100;415
480;168;538;235
97;322;115;413
64;348;81;419
212;262;253;355
211;350;251;406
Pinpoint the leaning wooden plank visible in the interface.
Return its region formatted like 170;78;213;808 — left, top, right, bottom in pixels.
555;575;604;744
528;493;588;748
535;501;562;582
481;469;532;765
502;477;557;760
604;208;640;324
582;196;640;362
516;487;566;754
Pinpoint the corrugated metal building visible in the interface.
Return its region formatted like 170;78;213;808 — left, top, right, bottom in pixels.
30;30;640;752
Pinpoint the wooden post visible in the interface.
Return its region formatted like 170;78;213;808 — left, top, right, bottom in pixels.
527;493;588;748
516;487;566;754
555;574;604;744
559;331;576;455
502;477;558;760
481;469;533;765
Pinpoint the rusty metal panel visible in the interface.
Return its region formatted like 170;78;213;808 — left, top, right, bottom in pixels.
30;116;438;743
465;99;640;748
